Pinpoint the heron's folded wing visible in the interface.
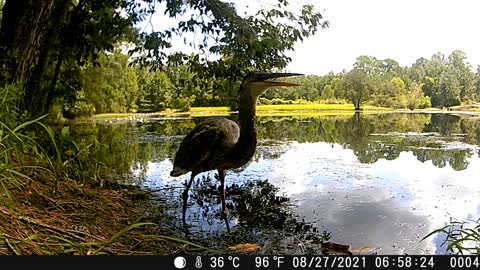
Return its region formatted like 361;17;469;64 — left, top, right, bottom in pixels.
173;123;225;169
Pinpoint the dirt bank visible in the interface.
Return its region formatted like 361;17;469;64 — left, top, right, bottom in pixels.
0;175;212;255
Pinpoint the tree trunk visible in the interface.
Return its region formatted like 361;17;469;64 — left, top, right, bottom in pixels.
353;111;361;123
0;0;71;117
354;100;361;110
45;42;67;112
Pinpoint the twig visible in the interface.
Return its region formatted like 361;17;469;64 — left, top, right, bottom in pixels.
30;188;65;211
4;237;21;255
18;216;86;242
0;207;87;242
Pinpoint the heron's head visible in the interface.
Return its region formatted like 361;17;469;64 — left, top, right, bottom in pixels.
239;71;303;98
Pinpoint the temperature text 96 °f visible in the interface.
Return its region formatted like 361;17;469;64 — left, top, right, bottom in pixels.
255;256;285;268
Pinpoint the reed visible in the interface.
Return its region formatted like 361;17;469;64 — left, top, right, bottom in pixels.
423;218;480;255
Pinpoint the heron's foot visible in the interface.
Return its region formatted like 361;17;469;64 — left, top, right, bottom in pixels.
220;208;231;232
181;219;192;236
221;207;230;216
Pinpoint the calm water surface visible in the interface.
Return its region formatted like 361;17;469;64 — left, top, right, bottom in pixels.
70;113;480;254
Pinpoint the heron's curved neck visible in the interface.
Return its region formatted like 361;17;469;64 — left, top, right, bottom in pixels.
230;92;258;165
238;92;257;130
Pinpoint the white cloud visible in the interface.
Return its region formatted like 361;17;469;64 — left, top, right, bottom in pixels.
287;0;480;75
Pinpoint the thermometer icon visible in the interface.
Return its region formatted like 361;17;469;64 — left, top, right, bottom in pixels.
195;256;203;268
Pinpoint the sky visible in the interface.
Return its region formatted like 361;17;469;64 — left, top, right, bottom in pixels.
147;0;480;76
284;0;480;75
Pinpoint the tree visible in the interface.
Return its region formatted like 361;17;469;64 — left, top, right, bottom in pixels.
438;67;461;107
133;1;328;77
0;0;141;117
418;52;464;107
448;50;476;102
338;69;374;110
80;51;139;114
0;0;4;22
354;55;381;76
0;0;70;112
410;57;429;82
380;59;401;78
389;76;406;108
476;66;480;101
405;82;429;110
0;0;328;118
422;76;435;101
321;84;334;100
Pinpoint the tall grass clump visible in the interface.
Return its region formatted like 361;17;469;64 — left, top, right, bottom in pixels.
423;218;480;255
0;83;21;126
0;84;60;203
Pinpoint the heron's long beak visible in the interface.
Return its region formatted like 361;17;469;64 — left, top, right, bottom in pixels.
258;73;303;87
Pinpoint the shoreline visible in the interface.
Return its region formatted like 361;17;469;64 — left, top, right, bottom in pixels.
86;106;480;123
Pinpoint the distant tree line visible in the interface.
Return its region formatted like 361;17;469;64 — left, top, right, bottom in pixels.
66;49;480;116
267;50;479;110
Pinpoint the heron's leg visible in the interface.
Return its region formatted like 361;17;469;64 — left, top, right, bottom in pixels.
218;169;230;232
182;172;196;225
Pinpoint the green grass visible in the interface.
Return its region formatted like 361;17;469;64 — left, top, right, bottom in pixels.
190;107;230;112
191;103;392;113
257;104;391;111
451;103;480;112
0;114;61;202
95;113;137;119
184;104;392;117
94;112;169;119
90;104;395;120
189;107;231;117
256;111;356;117
95;103;480;120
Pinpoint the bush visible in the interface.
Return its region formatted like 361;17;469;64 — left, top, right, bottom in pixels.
171;95;195;112
269;98;294;105
64;100;96;118
373;96;405;109
48;102;65;123
417;96;431;109
320;98;348;104
258;97;271;105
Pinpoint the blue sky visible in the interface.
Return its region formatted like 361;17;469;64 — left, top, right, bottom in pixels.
285;0;480;75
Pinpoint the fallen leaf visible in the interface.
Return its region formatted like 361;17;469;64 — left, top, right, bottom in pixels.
321;242;352;255
228;243;260;252
349;246;380;255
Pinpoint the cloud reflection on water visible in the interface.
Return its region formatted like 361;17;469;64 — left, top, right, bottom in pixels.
135;138;480;254
247;141;480;254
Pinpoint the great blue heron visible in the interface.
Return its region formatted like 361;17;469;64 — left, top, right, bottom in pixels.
170;71;302;229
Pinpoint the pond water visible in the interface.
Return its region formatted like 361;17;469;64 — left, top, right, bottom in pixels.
68;112;480;255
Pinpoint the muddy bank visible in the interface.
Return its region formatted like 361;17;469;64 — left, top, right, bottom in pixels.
0;176;215;255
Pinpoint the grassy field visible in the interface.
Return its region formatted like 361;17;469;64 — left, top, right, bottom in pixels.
94;104;379;119
451;103;480;112
188;104;392;117
93;103;480;120
259;104;391;111
191;103;391;112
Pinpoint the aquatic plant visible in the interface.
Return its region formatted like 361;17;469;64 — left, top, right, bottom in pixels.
423;218;480;255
